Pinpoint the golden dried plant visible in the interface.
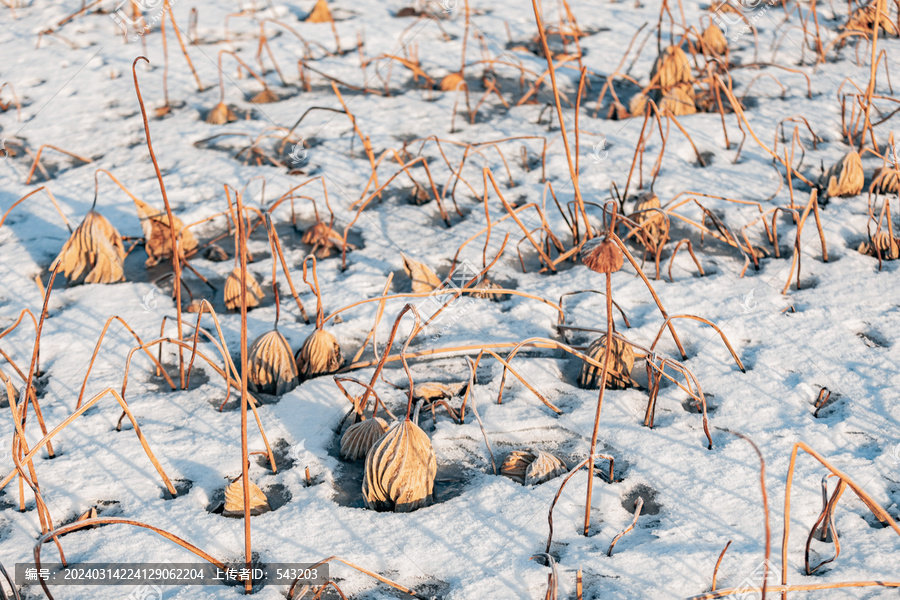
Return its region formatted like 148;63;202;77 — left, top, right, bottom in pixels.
821;151;864;197
302;222;351;258
500;450;567;485
659;83;697;115
401;253;442;293
871;166;900;194
578;335;635;389
469;277;506;300
306;0;333;22
55;211;126;284
362;420;437;511
224;266;264;311
223;476;270;517
296;328;343;378
858;231;900;259
581;238;624;274
250;89;279;104
701;24;728;55
440;72;466;91
206;102;237;125
629;91;648;116
630;191;668;248
340;417;389;461
248;329;299;395
413;382;464;401
651;46;693;90
844;3;899;35
133;197;198;266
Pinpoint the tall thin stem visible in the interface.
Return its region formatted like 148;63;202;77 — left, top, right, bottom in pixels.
235;192;252;593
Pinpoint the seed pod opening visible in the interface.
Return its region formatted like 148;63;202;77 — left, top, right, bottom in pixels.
578;335;635;390
500;450;567;485
133;197;198;267
581;239;624;274
651;46;693;90
295;328;343;378
821;151;864;197
55;211;126;284
248;330;299;395
223;476;270;517
340;417;389;461
224;266;265;311
362;420;436;512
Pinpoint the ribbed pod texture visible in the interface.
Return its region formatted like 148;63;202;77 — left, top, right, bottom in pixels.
362;420;436;512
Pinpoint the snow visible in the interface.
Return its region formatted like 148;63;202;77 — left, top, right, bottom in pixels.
1;0;899;598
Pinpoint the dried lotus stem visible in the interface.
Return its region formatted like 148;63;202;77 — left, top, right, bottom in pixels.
133;56;187;388
0;187;71;233
711;540;732;591
24;144;93;185
804;474;845;574
362;305;437;512
296;255;343;378
263;214;309;323
607;496;643;556
223;475;270;517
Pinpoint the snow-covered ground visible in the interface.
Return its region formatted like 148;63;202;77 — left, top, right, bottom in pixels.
1;0;899;598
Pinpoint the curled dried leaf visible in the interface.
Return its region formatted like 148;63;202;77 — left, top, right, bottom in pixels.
659;83;697;116
248;329;299;395
469;277;508;301
701;24;728;55
651;46;693;90
296;328;343;378
224;266;265;311
306;0;333;22
133;197;198;266
204;244;229;262
362;420;436;512
340;417;389;461
413;382;464;401
578;335;635;390
500;450;567;485
871;167;900;194
858;232;900;260
821;151;864;197
845;3;899;35
55;211;126;284
628;91;648;117
223;476;270;517
401;253;442;293
250;89;279;104
206;102;237;125
302;222;352;258
440;72;466;91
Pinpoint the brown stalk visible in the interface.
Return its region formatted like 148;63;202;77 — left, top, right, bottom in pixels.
711;540;732;591
607;497;643;556
24;145;93;185
133;56;186;389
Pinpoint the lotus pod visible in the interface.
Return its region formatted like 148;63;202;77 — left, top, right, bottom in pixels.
401;253;442;293
248;330;299;395
871;167;900;194
581;238;624;274
651;46;693;90
206;102;237;125
440;72;466;91
295;328;343;378
55;211;126;284
858;232;900;260
362;420;436;512
223;266;264;311
306;0;333;22
821;151;864;197
659;83;696;116
223;476;270;517
578;335;635;390
500;450;567;485
340;417;389;461
701;24;728;55
133;197;198;266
